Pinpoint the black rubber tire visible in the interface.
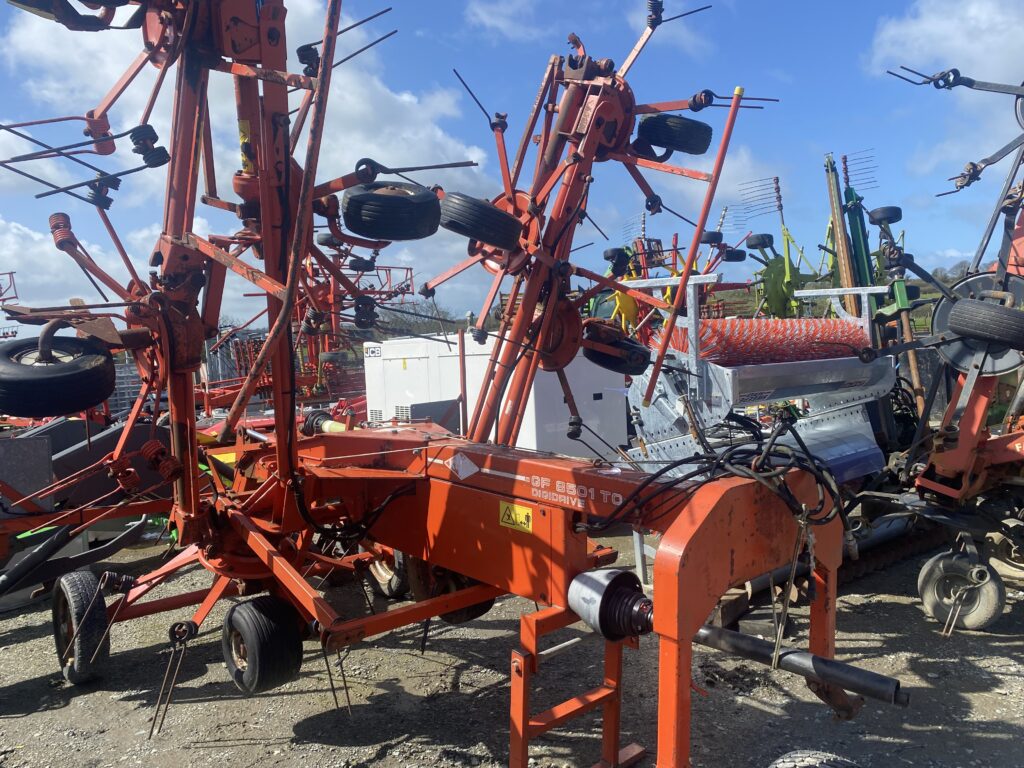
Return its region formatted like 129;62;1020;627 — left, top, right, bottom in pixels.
723;248;746;263
768;750;861;768
603;247;631;278
439;192;522;251
221;595;303;694
700;230;723;245
367;549;410;599
991;520;1024;574
0;336;114;418
52;570;109;684
948;299;1024;350
582;337;651;376
407;557;494;624
917;552;1005;631
868;205;902;226
746;233;774;250
637;114;713;155
341;181;440;241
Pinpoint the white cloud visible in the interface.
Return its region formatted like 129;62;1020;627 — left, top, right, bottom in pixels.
464;0;539;42
626;8;713;59
867;0;1024;176
0;0;502;316
0;215;126;328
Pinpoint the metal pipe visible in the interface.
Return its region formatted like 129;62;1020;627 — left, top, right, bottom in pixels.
694;624;909;707
37;318;70;363
745;515;914;597
642;87;745;407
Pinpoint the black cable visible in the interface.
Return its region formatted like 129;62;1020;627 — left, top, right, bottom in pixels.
586;421;844;533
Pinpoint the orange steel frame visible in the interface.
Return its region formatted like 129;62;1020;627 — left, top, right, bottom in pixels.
1;2;868;765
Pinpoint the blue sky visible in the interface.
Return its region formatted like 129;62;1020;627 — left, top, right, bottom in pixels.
0;0;1022;328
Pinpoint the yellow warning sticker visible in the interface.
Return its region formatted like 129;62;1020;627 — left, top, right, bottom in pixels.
498;500;533;534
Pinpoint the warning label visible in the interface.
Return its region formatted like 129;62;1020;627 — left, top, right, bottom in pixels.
498;500;533;534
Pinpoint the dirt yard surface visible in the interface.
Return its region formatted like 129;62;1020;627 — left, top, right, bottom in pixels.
0;538;1021;768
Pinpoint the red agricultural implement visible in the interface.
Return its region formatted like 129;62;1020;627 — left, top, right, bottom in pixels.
0;2;909;766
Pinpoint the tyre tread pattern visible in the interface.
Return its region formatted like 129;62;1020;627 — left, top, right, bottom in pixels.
0;336;115;418
52;570;109;684
439;192;523;251
768;750;861;768
637;114;713;155
948;299;1024;351
221;595;303;694
341;181;441;241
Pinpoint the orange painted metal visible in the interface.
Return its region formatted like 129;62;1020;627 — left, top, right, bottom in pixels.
642;87;745;406
0;5;867;767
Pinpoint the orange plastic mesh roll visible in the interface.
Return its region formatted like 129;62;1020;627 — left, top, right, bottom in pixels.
662;318;869;366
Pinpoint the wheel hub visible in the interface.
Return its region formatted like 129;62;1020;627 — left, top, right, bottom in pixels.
230;630;249;671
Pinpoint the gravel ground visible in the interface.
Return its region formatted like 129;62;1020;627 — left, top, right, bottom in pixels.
0;539;1020;768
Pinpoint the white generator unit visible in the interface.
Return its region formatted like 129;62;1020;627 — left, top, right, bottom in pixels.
363;333;627;460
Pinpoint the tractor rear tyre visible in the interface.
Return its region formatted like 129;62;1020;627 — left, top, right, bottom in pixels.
439;193;523;251
52;570;109;684
637;114;713;155
222;595;303;694
917;552;1005;631
0;336;115;418
947;299;1024;351
341;181;441;241
768;750;861;768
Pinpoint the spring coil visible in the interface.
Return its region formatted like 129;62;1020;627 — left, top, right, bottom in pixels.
157;456;183;482
139;439;166;464
48;213;74;249
647;0;663;26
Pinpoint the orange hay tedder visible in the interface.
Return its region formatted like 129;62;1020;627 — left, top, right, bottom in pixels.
0;0;908;765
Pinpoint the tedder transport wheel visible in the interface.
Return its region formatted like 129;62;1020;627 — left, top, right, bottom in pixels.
636;114;713;155
699;230;723;245
221;596;303;694
406;556;495;624
52;570;109;684
768;750;861;768
746;233;774;250
991;520;1024;574
341;181;441;241
917;552;1006;631
947;299;1024;351
0;336;115;418
439;192;523;251
867;205;903;226
581;326;652;376
367;549;410;599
